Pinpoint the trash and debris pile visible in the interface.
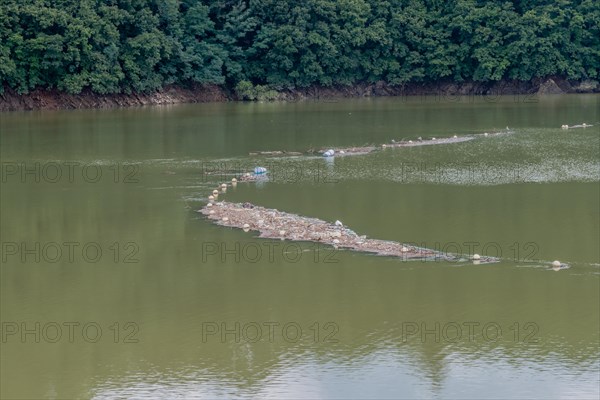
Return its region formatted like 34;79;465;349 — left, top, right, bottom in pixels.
383;135;475;148
248;150;304;156
317;146;377;156
199;200;498;263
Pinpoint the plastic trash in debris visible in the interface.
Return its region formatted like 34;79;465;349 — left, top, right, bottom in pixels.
323;149;335;157
254;167;267;175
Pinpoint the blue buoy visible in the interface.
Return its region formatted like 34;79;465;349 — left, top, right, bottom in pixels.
254;167;267;175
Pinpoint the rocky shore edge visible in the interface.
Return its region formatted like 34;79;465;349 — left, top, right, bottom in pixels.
2;77;597;112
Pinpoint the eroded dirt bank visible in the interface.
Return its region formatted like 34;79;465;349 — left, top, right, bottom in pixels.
1;77;597;112
0;84;228;112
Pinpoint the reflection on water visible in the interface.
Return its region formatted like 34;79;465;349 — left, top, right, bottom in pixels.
90;352;599;399
1;96;598;399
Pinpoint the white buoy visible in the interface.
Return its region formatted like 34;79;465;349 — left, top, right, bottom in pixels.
335;220;343;226
212;189;219;195
473;254;481;260
221;183;227;188
222;217;229;222
243;223;250;229
232;178;237;183
208;195;214;201
401;246;409;252
453;135;458;138
206;203;213;207
552;260;561;267
432;137;436;140
582;123;588;127
408;140;413;143
382;144;387;148
484;132;488;137
339;150;345;154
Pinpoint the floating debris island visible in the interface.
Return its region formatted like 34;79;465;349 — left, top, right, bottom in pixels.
247;131;510;159
199;201;498;263
382;135;475;149
248;150;304;156
315;146;378;157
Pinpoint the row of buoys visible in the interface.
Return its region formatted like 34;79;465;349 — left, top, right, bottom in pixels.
207;185;218;216
206;179;237;211
562;123;590;129
469;253;567;269
205;172;259;215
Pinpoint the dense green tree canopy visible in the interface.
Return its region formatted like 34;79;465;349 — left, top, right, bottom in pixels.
0;0;598;94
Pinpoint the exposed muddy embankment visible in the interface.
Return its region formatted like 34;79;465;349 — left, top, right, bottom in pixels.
1;77;597;112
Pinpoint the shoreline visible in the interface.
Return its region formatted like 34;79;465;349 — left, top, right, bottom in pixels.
1;77;598;112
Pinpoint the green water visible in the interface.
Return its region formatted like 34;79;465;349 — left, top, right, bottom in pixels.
1;95;599;399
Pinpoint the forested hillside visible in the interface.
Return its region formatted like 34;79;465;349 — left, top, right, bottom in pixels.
1;0;598;95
